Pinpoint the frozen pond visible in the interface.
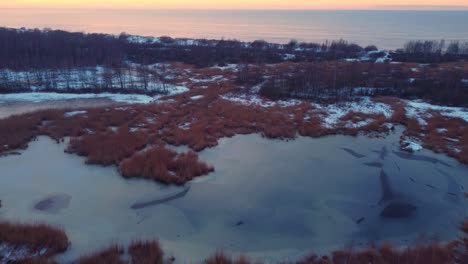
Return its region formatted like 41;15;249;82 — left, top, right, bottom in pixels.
0;127;467;263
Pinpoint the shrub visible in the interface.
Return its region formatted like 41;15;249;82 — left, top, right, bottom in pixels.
0;222;69;255
119;145;214;185
78;245;125;264
128;240;164;264
66;126;147;166
205;252;250;264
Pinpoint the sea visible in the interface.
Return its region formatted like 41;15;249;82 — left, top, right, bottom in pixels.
1;9;468;49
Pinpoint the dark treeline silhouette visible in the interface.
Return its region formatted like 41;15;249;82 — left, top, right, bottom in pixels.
0;27;371;70
392;40;468;63
0;64;172;95
0;28;124;70
127;38;370;67
257;61;468;106
2;28;468;70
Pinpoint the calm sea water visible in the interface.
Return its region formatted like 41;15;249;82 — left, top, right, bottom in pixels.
1;9;468;50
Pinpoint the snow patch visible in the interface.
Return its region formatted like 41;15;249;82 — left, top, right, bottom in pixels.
283;53;296;60
405;100;468;123
374;52;390;64
220;94;301;108
0;85;188;105
0;243;48;263
402;138;423;152
0;92;156;104
313;97;393;128
211;64;238;71
179;122;191;130
437;128;448;134
189;75;224;83
190;95;204;100
127;35;160;44
166;85;189;95
64;110;87;117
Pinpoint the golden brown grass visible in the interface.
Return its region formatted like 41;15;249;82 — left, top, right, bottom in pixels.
128;240;165;264
78;245;126;264
0;82;467;189
13;257;58;264
205;252;251;264
0;222;69;255
119;145;213;185
0;219;466;263
329;243;454;264
0;113;42;153
66;126;148;166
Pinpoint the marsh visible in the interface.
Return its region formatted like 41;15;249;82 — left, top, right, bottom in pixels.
0;126;466;262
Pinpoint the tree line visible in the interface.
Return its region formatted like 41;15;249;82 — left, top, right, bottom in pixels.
0;28;125;70
392;40;468;63
0;64;171;95
256;61;468;106
0;27;373;70
2;27;468;70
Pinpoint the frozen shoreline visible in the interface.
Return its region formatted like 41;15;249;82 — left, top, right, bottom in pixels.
0;92;156;105
0;97;117;120
0;131;466;263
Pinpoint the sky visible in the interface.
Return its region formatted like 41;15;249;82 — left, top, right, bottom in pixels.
3;0;468;10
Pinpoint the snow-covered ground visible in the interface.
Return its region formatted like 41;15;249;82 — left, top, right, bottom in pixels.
374;51;391;64
64;110;87;117
0;65;176;92
0;70;189;104
401;138;423;152
220;94;302;108
0;93;156;104
405;100;468;125
126;35;161;44
126;35;202;46
221;95;395;128
210;64;238;71
348;50;391;64
190;95;204;100
189;75;225;83
312;97;393;128
0;243;48;263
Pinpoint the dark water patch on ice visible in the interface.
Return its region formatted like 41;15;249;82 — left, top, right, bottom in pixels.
379;170;394;205
341;148;366;158
0;151;21;158
33;193;71;214
356;217;365;224
364;161;384;168
131;187;190;209
380;202;417;218
372;146;388;160
393;151;452;167
424;184;437;190
437;168;463;203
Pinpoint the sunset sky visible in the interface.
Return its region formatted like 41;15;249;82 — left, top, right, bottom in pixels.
3;0;468;9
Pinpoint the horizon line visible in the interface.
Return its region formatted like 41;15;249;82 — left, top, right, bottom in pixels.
2;5;468;11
